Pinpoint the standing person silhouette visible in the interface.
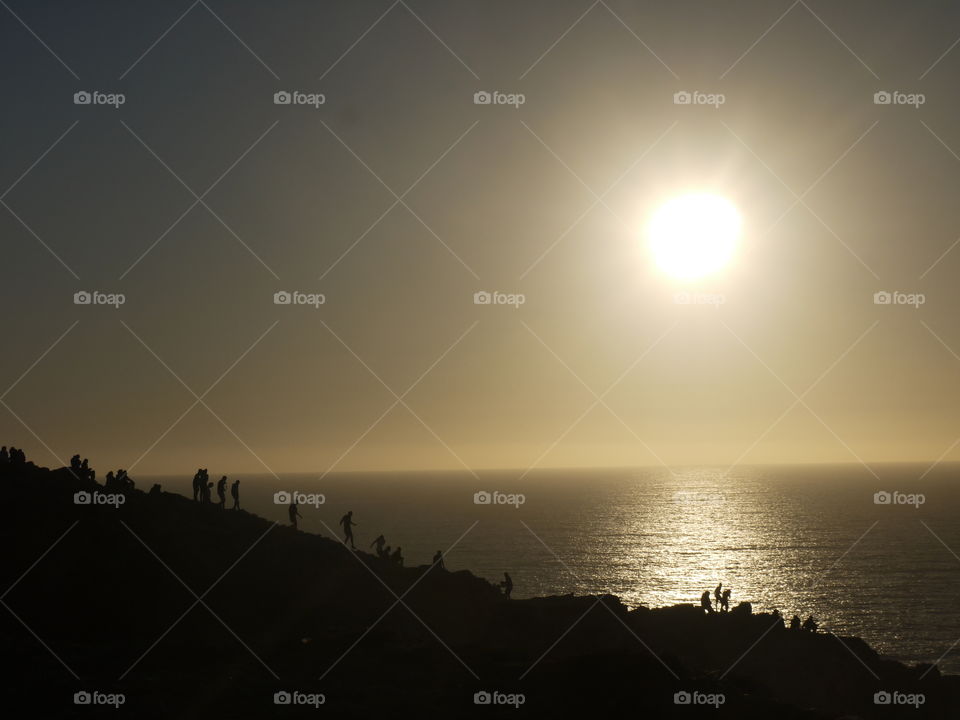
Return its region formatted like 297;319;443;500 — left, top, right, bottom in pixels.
714;583;723;612
289;502;302;529
192;469;203;502
216;476;227;509
500;572;513;599
720;588;731;612
370;534;386;556
339;511;357;549
230;479;240;510
432;550;445;570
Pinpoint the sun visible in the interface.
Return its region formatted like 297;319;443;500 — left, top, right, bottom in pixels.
647;193;741;280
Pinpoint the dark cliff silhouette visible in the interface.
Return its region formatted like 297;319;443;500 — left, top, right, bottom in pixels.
1;450;958;718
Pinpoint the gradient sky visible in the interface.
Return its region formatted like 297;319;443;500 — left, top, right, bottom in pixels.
3;0;960;475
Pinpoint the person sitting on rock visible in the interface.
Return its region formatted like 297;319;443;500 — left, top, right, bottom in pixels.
790;614;801;630
802;615;818;633
720;588;731;612
701;591;714;614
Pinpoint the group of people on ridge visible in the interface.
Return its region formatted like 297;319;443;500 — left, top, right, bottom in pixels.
192;468;240;510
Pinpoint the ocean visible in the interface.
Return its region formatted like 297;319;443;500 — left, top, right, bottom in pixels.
143;463;960;674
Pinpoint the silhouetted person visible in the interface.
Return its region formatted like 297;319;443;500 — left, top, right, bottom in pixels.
391;546;403;566
720;588;731;612
0;446;7;464
289;502;302;529
339;511;357;549
203;481;213;504
802;615;818;633
790;614;801;630
149;483;161;496
371;534;386;556
500;572;513;599
701;591;714;614
70;454;81;475
216;475;227;509
231;479;240;510
714;583;722;611
381;545;392;560
432;550;445;569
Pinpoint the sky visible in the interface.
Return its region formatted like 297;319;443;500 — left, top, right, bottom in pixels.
3;0;960;476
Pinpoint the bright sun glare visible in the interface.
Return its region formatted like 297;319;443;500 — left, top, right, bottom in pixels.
648;193;741;280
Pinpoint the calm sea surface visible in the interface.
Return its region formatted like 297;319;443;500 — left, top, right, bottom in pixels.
144;464;960;673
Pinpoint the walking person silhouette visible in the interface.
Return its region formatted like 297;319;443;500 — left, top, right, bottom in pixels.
230;479;240;510
339;510;357;549
216;475;227;509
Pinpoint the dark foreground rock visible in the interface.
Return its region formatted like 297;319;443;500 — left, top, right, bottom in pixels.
1;457;957;718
